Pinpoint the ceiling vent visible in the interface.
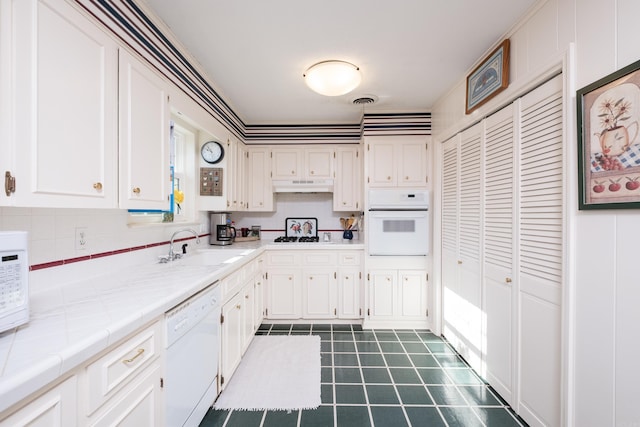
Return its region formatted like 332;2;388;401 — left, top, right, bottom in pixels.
352;95;378;105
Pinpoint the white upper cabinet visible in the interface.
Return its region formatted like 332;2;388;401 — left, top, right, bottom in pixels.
305;147;333;179
271;148;301;180
1;0;118;208
333;145;362;211
366;136;429;187
247;147;273;211
118;48;171;211
271;146;333;181
226;137;247;211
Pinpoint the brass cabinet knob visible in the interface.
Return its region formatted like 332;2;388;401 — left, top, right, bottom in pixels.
457;260;462;264
310;170;315;175
505;277;512;283
132;187;141;194
93;182;103;191
387;176;391;180
236;304;241;310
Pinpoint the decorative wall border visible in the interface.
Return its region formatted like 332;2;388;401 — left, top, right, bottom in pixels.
29;235;205;271
73;0;431;142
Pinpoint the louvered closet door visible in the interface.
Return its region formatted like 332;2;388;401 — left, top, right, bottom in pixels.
517;74;563;427
441;136;461;354
456;123;483;371
482;103;516;405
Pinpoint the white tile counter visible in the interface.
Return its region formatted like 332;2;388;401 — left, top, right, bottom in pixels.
0;240;363;415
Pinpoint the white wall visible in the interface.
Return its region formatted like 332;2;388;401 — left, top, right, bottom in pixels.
432;0;640;425
0;207;210;293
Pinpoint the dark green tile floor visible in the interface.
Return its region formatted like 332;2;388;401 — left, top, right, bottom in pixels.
200;324;528;427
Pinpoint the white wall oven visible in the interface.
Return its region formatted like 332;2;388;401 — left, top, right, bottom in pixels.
368;189;429;256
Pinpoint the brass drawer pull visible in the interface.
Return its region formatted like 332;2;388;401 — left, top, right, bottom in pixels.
122;348;144;364
505;277;512;283
93;182;103;191
132;187;141;194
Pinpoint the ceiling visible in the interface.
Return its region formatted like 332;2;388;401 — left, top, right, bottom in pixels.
140;0;537;125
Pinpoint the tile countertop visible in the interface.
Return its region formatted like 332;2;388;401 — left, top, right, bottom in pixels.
0;240;363;414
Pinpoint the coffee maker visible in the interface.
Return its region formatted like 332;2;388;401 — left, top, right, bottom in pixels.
209;212;236;245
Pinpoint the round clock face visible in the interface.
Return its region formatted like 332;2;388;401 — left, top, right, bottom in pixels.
201;141;224;164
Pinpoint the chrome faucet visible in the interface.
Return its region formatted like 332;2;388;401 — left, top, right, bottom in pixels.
168;228;201;261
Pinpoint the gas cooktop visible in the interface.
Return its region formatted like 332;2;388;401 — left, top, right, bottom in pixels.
273;236;320;243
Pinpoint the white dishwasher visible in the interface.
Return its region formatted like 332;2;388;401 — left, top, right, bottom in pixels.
165;282;221;427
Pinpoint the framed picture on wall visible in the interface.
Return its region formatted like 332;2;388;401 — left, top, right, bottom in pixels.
577;58;640;209
465;39;510;114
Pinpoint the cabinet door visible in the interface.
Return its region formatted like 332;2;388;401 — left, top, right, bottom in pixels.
333;146;362;211
302;269;336;319
0;375;77;427
398;270;427;318
266;269;301;319
483;103;516;404
4;0;118;208
247;147;273;211
88;362;162;427
119;49;171;210
305;147;333;179
253;272;265;329
271;148;301;180
367;141;396;186
338;268;360;319
441;135;461;346
221;292;243;385
242;280;255;352
398;139;428;187
368;270;396;318
234;140;247;210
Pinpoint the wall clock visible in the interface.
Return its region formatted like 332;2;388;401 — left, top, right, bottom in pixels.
200;140;224;164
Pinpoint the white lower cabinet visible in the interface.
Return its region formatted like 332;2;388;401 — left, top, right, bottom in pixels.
266;250;362;321
83;321;163;426
0;320;164;427
253;272;265;330
367;269;428;325
87;361;162;427
0;375;77;427
221;290;244;388
302;268;337;319
220;257;264;388
337;252;363;319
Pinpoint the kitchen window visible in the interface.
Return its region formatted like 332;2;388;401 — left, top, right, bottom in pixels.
128;117;196;225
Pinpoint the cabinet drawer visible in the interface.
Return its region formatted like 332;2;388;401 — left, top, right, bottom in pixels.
85;321;162;415
223;269;245;298
302;252;337;266
339;252;361;266
267;252;301;266
87;361;162;427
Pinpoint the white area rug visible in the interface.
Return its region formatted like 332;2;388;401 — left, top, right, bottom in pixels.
213;335;321;411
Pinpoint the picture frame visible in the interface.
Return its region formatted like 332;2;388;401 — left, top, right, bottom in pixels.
577;58;640;210
465;39;510;114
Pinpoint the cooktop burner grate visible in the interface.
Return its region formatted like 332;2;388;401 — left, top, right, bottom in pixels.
273;236;320;243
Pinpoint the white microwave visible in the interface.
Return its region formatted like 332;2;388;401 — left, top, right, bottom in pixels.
0;231;29;333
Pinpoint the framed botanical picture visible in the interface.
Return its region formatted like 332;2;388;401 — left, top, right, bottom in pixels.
577;59;640;209
465;39;510;114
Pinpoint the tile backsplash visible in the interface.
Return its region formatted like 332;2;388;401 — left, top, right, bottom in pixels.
0;207;210;266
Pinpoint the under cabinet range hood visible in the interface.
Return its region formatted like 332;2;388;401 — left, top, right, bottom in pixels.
272;179;334;193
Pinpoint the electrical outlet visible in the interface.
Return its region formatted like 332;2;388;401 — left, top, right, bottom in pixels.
75;227;88;251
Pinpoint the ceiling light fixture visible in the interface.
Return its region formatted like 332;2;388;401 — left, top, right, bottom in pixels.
303;60;361;96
